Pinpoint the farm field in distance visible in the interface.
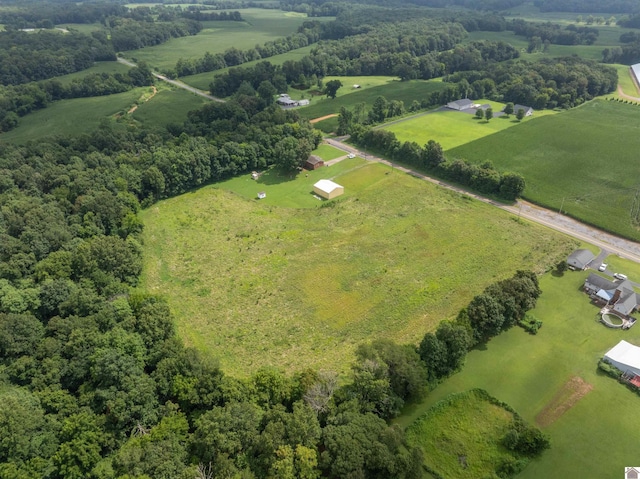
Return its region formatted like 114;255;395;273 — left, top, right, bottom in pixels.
397;270;640;478
123;9;330;71
449;100;640;241
140;161;575;376
382;101;556;151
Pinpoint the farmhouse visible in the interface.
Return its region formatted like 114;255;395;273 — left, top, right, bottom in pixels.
604;340;640;376
276;94;297;107
446;99;474;111
313;179;344;199
584;272;639;324
513;104;534;117
304;155;324;170
567;249;595;270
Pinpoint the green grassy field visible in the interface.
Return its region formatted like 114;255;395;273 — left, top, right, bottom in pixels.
52;61;133;86
397;270;640;479
448;100;640;241
297;78;447;120
310;143;346;161
406;390;528;479
382;102;556;151
132;87;207;128
123;9;326;71
57;23;106;34
140;161;575;376
612;64;639;98
0;88;147;144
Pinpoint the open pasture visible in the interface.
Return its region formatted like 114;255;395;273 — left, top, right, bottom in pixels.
397;270;640;478
123;9;324;71
53;61;132;86
449;99;640;241
140;161;574;376
132;87;208;128
383;101;556;151
0;88;147;144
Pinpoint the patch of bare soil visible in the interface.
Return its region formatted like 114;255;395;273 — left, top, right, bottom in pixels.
128;86;158;114
535;376;593;428
310;114;338;124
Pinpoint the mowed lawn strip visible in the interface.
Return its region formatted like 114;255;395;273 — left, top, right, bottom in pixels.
140;162;575;377
397;270;640;478
448;100;640;241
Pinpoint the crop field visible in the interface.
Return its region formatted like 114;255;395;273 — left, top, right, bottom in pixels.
140;160;575;376
123;9;327;71
383;102;556;151
0;88;147;144
449;100;640;240
132;87;207;128
397;270;640;478
53;61;132;86
181;45;315;90
406;390;528;479
297;78;447;121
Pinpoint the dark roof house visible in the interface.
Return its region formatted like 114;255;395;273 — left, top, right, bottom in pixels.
567;249;595;270
304;155;324;170
585;273;640;318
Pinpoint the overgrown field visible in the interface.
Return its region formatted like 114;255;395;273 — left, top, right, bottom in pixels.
54;61;132;86
397;270;640;478
383;101;556;151
132;87;207;128
406;390;531;479
0;87;147;143
449;100;640;240
123;9;325;71
140;161;575;376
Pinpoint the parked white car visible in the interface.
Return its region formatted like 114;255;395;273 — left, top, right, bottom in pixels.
598;263;608;272
347;153;356;158
614;273;628;280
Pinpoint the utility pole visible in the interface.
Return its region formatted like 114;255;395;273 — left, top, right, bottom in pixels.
559;197;565;215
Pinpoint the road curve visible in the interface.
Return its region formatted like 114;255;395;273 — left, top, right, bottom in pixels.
325;138;640;264
116;57;225;102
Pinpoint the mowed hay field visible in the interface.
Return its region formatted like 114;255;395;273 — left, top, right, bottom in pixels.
124;10;327;71
140;161;575;376
449;100;640;241
132;88;208;128
397;271;640;478
383;102;556;151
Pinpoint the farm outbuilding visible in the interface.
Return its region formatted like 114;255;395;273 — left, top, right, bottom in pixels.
446;99;474;111
604;340;640;376
305;155;324;170
567;249;595;270
313;179;344;199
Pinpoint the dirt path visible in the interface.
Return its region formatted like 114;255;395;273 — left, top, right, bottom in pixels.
310;114;338;124
617;85;640;102
128;85;158;114
535;376;593;427
327;136;640;263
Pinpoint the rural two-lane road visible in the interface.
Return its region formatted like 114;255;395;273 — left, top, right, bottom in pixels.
325;138;640;264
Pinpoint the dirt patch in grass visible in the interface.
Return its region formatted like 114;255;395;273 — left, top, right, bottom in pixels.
310;113;338;124
535;376;593;428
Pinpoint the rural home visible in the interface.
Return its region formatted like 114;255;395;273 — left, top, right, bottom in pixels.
567;249;595;270
604;340;640;376
276;94;297;107
304;155;324;170
584;273;640;319
513;104;534;116
313;179;344;199
446;99;474;111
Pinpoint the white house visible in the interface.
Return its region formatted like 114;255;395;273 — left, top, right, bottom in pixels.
513;104;534;116
446;99;474;111
604;340;640;376
313;179;344;200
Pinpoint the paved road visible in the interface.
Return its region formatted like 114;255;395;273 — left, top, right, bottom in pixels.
326;138;640;264
116;57;225;102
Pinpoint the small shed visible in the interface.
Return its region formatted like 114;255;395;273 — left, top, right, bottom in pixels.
305;155;324;170
313;179;344;200
257;191;266;199
298;99;310;106
604;340;640;376
567;249;595;270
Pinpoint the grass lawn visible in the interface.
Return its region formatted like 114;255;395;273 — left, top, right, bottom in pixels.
311;143;346;161
448;99;640;241
140;161;575;376
56;23;107;34
52;61;133;86
132;87;207;128
181;45;315;90
297;78;447;120
406;390;529;479
396;270;640;478
602;255;640;282
612;64;639;98
382;102;556;151
0;88;146;144
123;9;327;71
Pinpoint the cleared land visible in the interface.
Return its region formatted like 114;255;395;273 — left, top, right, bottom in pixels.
123;10;327;71
406;390;529;479
397;270;640;478
140;161;575;376
449;100;640;241
383;101;556;151
53;61;133;86
310;143;345;161
0;87;147;144
132;87;207;128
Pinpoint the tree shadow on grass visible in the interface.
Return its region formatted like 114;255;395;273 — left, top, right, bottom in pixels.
256;167;300;185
